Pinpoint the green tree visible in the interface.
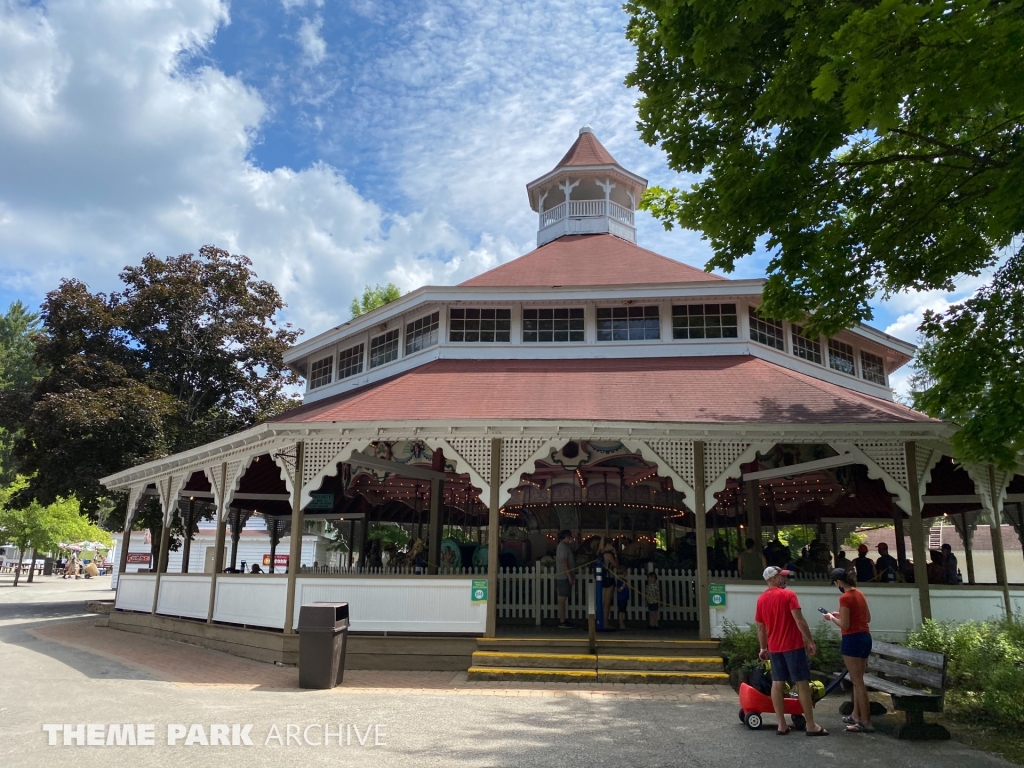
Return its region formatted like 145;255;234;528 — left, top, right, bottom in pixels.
0;302;46;483
913;255;1024;468
0;477;108;586
625;0;1024;466
350;283;402;318
2;246;303;520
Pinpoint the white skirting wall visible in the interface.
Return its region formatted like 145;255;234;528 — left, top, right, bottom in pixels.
155;574;212;620
295;577;486;633
115;573;487;634
114;573;1024;640
114;573;157;612
707;582;1024;641
212;575;289;629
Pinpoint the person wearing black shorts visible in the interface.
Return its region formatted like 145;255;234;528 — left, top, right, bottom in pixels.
824;567;874;732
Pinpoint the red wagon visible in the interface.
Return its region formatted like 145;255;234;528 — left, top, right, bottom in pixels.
738;670;848;730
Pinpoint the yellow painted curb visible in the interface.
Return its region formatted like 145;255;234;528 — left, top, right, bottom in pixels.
472;651;596;661
468;667;598;678
598;655;723;664
597;671;729;680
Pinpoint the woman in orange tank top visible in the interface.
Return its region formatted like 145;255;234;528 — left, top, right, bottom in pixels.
824;567;874;733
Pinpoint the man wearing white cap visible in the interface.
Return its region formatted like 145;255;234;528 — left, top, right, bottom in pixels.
754;566;828;736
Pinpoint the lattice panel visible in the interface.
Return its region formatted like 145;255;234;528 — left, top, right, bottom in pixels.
916;445;937;489
273;443;299;491
950;511;981;546
704;442;751;484
303;440;350;487
445;438;491;484
964;463;992;510
643;440;695;490
855;442;909;492
1005;502;1024;546
125;484;146;526
500;438;549;485
157;474;187;522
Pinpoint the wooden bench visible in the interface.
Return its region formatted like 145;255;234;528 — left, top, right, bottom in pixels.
861;640;950;740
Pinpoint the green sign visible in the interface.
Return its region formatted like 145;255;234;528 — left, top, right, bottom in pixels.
307;493;334;510
471;579;488;603
709;583;727;609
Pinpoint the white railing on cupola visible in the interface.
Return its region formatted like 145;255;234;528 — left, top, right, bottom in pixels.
537;199;636;245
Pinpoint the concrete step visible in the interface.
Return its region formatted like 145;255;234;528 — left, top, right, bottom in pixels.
466;666;728;685
477;637;721;657
598;654;724;672
472;651;596;669
596;639;721;657
467;667;597;683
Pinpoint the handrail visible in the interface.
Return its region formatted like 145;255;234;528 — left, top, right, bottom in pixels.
537;198;636;230
539;201;566;228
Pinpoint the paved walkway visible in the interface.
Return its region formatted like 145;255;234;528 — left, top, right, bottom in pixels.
1;575;1015;767
30;620;732;700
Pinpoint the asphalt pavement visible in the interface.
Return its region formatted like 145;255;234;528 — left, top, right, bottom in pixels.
0;574;1014;768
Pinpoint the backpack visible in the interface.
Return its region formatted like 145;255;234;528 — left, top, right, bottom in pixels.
747;662;773;696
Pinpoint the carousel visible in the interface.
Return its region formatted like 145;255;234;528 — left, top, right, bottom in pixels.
99;127;1024;665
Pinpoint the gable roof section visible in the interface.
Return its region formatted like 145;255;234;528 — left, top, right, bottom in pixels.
271;356;936;425
460;234;727;288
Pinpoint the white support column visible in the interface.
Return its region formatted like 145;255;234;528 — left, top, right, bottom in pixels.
117;484;145;577
904;442;931;620
283;442;305;635
988;465;1012;618
693;441;711;641
206;462;228;624
485;438;501;638
151;499;173;615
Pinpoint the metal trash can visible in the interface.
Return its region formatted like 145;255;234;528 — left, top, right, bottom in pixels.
297;602;349;689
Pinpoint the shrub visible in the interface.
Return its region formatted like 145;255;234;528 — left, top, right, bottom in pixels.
811;620;843;674
906;617;1024;727
719;620;760;673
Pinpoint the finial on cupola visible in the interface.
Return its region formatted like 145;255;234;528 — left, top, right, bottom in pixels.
579;124;593;135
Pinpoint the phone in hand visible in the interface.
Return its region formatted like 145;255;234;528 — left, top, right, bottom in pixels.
817;607;830;615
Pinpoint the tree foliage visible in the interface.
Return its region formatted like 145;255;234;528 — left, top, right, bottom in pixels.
0;302;46;484
625;0;1024;465
2;246;302;517
0;477;110;585
913;252;1024;468
350;283;402;318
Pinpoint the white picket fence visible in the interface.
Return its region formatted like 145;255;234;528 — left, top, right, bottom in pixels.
496;567;698;624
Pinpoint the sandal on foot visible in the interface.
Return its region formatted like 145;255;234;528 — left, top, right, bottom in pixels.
846;722;875;733
806;727;829;737
841;715;856;725
776;726;792;736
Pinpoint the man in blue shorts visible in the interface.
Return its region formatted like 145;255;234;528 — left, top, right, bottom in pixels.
754;566;828;736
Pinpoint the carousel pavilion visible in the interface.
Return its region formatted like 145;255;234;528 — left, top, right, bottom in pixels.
101;127;1024;668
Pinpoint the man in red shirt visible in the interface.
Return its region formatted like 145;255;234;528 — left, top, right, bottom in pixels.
754;566;828;736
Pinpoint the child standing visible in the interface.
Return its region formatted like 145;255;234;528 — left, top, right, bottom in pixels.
645;571;661;629
615;566;630;630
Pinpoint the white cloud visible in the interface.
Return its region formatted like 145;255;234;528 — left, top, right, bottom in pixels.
296;15;326;65
320;0;713;270
0;0;713;343
0;0;478;336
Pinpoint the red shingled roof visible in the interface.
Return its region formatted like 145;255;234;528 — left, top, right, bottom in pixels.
555;131;619;168
272;357;935;425
460;234;726;287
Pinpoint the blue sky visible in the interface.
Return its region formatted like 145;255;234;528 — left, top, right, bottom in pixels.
0;0;986;393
